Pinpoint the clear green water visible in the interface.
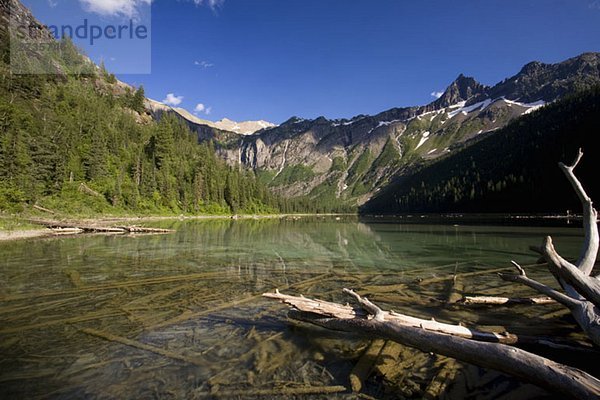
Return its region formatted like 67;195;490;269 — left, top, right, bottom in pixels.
0;217;589;399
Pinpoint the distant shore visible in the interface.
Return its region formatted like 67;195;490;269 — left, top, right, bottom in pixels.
0;213;352;242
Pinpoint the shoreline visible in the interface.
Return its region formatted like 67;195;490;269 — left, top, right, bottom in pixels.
0;229;53;242
2;212;583;242
0;213;354;242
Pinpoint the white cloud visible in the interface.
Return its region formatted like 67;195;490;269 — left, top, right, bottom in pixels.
194;103;212;115
78;0;220;18
78;0;151;18
430;91;444;99
194;60;214;68
163;93;183;106
193;0;224;11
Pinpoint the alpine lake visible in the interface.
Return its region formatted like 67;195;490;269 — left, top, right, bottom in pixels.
0;215;596;399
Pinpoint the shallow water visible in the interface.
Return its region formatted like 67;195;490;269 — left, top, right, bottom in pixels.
0;216;593;399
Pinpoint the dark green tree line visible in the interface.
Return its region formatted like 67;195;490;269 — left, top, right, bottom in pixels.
362;86;600;214
0;31;288;215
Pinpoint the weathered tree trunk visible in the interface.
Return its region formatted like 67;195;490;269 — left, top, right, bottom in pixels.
271;291;600;399
499;149;600;346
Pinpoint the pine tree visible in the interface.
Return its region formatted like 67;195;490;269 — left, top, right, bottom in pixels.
132;86;146;113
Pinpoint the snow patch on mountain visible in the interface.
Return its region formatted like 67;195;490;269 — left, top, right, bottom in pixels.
415;131;430;149
213;118;276;135
448;99;492;118
501;98;546;114
377;119;402;128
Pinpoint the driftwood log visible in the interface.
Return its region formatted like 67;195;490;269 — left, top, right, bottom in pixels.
26;218;175;235
459;295;555;305
263;150;600;398
498;149;600;346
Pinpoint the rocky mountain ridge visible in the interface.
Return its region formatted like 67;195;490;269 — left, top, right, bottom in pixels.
198;52;599;207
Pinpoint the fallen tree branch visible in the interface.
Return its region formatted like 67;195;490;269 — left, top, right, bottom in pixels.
543;236;600;307
498;261;580;309
264;289;600;399
500;262;600;346
78;183;102;197
460;296;555;305
32;204;55;214
264;290;590;349
80;328;203;366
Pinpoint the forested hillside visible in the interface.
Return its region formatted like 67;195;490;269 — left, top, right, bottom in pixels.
0;31;304;215
361;86;600;214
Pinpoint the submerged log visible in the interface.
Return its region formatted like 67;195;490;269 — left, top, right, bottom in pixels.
423;358;460;400
196;385;348;397
265;289;600;399
446;274;464;304
349;338;385;392
460;296;555;305
80;328;204;366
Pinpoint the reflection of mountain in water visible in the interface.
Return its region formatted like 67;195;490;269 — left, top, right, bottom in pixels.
130;217;582;273
0;218;582;295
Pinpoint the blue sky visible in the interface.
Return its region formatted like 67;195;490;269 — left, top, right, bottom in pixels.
23;0;600;123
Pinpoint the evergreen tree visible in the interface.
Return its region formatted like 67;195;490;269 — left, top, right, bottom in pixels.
132;86;145;113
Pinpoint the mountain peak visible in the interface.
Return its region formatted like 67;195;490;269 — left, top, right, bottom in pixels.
282;116;306;125
433;74;489;108
518;60;547;76
487;52;600;102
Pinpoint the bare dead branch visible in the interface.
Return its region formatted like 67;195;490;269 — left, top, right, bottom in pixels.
342;288;384;321
543;237;600;307
558;149;599;275
497;272;578;308
511;260;527;276
266;291;600;400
